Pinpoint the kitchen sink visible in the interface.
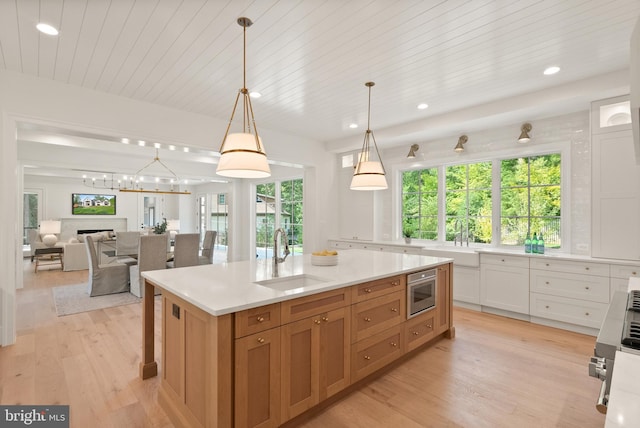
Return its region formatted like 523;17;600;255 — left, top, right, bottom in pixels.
255;274;330;291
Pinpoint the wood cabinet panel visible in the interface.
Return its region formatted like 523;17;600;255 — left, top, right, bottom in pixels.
405;311;436;352
235;303;281;338
281;288;351;324
235;328;281;428
185;310;207;426
351;325;403;382
281;307;350;421
163;296;183;399
436;264;451;334
351;290;405;343
351;275;404;303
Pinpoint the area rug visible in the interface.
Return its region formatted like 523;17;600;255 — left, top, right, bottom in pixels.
52;283;141;316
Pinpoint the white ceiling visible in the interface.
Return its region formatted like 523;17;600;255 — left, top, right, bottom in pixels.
2;0;640;181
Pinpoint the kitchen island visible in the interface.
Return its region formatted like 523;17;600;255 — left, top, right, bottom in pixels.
140;249;454;428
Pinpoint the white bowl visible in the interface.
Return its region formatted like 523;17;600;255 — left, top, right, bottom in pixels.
311;255;338;266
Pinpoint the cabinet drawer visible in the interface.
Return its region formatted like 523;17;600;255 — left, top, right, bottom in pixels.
351;325;403;382
529;270;609;303
235;303;281;338
351;290;405;343
481;254;529;268
530;293;608;329
281;288;351;324
610;264;640;279
530;258;609;277
351;275;404;303
404;311;436;352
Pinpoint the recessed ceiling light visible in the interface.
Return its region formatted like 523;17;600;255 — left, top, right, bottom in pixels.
138;140;145;146
183;147;189;153
36;23;58;36
349;123;358;129
249;91;262;98
154;143;161;149
417;103;429;110
543;66;560;75
169;145;176;151
121;138;129;144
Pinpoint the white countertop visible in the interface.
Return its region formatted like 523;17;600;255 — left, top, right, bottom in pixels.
605;351;640;428
142;249;452;316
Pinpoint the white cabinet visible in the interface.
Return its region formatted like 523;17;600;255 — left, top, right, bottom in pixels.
453;266;480;305
610;263;640;299
480;254;529;314
591;127;640;260
529;258;610;328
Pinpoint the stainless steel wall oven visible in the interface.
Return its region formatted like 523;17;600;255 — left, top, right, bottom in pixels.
407;268;436;318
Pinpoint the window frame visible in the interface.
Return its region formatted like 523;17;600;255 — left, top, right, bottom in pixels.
394;142;570;251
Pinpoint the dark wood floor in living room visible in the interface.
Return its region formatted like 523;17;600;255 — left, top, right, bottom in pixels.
2;260;605;428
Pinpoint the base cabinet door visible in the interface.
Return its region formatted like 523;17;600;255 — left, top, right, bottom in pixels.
281;307;350;421
235;328;281;428
480;256;530;314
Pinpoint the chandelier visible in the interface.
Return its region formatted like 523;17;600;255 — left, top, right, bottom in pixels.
82;149;191;195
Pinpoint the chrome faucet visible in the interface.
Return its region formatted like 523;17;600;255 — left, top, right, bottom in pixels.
272;228;290;277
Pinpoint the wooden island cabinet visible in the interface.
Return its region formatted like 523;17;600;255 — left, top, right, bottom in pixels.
140;252;453;428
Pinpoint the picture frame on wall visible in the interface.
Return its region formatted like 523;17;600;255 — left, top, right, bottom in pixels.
72;193;116;215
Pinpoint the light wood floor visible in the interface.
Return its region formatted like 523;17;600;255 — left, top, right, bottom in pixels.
1;260;606;427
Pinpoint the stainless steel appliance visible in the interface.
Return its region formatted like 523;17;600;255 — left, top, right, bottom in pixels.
589;290;640;413
407;268;436;318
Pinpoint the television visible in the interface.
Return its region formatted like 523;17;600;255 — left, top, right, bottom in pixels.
72;193;116;215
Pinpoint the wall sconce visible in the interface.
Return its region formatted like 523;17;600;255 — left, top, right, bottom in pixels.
407;144;419;158
518;123;532;143
454;135;468;153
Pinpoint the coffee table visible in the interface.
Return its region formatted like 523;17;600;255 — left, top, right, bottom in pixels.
34;247;64;272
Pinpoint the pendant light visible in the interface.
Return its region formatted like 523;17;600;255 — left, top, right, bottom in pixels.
216;17;271;178
350;82;388;191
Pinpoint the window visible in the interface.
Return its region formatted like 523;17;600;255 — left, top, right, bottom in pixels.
401;168;438;239
210;193;228;247
280;179;303;255
255;179;303;259
445;162;492;244
500;154;561;248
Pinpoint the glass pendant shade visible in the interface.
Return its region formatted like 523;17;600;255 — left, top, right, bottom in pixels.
350;160;388;190
216;133;271;178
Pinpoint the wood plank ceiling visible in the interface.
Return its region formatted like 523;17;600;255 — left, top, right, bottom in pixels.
2;0;640;168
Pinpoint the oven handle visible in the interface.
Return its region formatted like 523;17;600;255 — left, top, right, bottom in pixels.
596;379;608;414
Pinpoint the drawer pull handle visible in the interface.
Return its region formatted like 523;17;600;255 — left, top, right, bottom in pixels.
585;286;590;290
413;331;420;336
585;312;590;316
427;324;432;329
391;281;399;286
364;356;371;360
501;259;505;262
546;263;550;266
390;342;397;347
322;317;329;322
314;319;321;325
390;308;398;312
545;281;550;285
364;317;372;322
633;271;638;275
545;305;549;309
585;267;590;270
256;316;265;322
257;337;265;344
364;288;372;293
